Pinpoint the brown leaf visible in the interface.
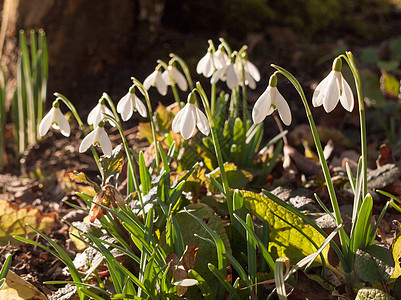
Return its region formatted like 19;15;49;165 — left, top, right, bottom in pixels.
284;145;322;177
376;144;394;167
181;244;199;271
0;270;48;300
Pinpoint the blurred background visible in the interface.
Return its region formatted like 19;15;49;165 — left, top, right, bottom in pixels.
1;0;400;112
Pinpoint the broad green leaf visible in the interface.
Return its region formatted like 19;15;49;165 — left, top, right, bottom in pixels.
0;200;55;246
350;194;373;253
354;244;395;283
242;190;327;263
207;163;253;193
139;151;151;195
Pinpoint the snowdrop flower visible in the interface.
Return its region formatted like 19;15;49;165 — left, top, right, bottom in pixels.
79;121;112;157
87;98;115;127
39;100;70;137
117;86;147;121
196;49;215;78
211;53;240;90
312;58;354;113
213;45;230;69
236;55;260;89
143;66;168;96
172;91;210;140
252;73;292;126
162;65;188;91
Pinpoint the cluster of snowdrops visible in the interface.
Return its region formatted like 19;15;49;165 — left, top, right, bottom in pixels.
32;38;397;299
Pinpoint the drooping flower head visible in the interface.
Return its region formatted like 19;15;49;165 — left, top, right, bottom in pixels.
172;91;210;140
213;44;230;69
143;65;168;96
162;65;188;91
197;45;215;78
79;121;112;157
211;51;240;90
312;57;354;113
252;73;292;126
117;86;147;121
87;98;115;127
39;99;70;137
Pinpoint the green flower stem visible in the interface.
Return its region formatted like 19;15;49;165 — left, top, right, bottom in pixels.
211;83;216;116
241;71;249;126
53;92;102;175
131;77;160;174
105;114;146;217
102;92;121;125
270;66;351;261
196;82;233;221
342;52;367;197
219;38;232;56
169;53;194;90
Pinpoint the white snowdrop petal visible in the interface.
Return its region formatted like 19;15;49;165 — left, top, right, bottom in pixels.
246;61;260;82
323;73;340;113
211;67;225;84
340;77;354;112
226;64;239;90
143;71;157;90
156;73;168;96
134;97;148;118
172;105;186;133
87;104;101;125
312;74;331;107
252;87;273;124
172;67;188;91
180;106;196;140
195;107;210;136
54;109;70;137
203;56;215;77
79;130;96;153
275;90;292;126
99;129;113;157
39;107;55;137
118;93;133;121
117;93;130;114
161;70;171;85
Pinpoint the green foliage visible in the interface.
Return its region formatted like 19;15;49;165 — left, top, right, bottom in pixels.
13;29;48;156
242;190;328;263
354;244;395;284
0;254;12;290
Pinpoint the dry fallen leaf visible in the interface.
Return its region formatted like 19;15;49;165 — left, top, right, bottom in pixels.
0;200;56;246
0;270;48;300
